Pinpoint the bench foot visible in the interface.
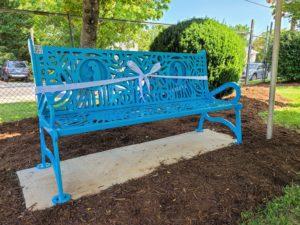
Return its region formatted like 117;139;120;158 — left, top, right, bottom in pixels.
52;193;71;205
38;127;51;169
234;139;242;144
36;162;52;169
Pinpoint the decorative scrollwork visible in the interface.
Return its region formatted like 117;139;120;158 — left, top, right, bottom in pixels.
34;47;209;112
79;59;108;82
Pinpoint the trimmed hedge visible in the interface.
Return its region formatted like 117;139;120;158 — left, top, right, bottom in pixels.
150;18;246;89
277;31;300;82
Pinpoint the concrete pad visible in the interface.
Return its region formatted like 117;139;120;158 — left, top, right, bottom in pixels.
17;129;234;211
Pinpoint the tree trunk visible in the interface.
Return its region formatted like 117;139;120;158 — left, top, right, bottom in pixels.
290;17;297;31
80;0;99;48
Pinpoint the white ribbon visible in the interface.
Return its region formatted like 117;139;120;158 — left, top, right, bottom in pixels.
35;77;137;94
35;63;208;96
127;61;161;101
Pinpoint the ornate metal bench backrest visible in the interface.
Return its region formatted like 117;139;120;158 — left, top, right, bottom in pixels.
29;40;209;111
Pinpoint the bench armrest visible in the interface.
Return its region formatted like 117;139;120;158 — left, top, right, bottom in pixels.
37;93;56;127
209;82;241;104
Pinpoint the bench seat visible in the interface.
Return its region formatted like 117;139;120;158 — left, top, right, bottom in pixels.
42;99;241;136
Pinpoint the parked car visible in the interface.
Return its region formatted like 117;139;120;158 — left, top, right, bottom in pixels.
242;63;267;80
1;60;30;81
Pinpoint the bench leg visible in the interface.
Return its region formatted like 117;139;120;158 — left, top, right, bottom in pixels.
36;127;51;169
196;114;207;132
234;106;242;144
50;133;71;205
195;107;243;144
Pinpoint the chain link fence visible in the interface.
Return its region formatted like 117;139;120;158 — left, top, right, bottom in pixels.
0;8;271;123
0;9;72;123
0;9;170;123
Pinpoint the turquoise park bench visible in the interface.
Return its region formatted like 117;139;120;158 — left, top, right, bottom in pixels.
28;38;242;205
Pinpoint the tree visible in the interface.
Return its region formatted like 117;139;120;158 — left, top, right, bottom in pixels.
0;0;32;61
266;30;300;81
270;0;300;31
283;0;300;31
18;0;171;48
133;25;166;50
253;33;267;62
19;0;78;46
80;0;99;47
93;0;170;48
231;24;250;44
0;46;16;65
275;31;300;81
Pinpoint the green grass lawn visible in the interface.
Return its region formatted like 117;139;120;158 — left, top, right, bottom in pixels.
0;101;36;123
240;185;300;225
261;86;300;131
277;86;300;106
247;85;300;225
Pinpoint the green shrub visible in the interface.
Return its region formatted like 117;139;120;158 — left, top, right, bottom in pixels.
277;31;300;82
0;46;16;65
150;18;246;89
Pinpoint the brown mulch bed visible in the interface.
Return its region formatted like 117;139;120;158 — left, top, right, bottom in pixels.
0;85;299;225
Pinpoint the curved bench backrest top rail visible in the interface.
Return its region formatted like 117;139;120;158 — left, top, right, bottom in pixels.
28;39;209;110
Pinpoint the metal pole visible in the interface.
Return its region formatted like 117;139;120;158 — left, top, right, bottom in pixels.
266;0;283;140
245;19;255;85
264;21;273;81
30;27;34;44
67;13;75;47
269;21;273;39
263;25;269;82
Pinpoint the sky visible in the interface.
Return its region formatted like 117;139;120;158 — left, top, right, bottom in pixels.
159;0;290;35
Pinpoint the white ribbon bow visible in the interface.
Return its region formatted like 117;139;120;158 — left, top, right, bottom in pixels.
127;61;161;101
